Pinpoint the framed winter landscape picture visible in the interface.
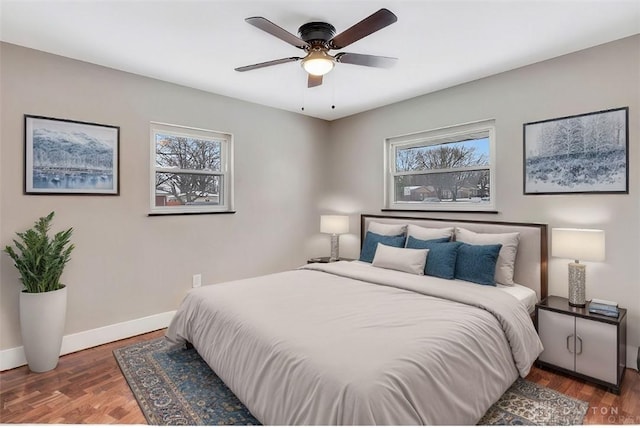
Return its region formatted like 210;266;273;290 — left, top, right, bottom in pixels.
523;107;628;195
24;115;120;195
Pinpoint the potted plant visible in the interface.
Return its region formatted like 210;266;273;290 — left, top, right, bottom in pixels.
4;211;74;372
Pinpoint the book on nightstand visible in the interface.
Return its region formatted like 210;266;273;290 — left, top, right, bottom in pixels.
590;298;618;307
588;308;619;318
588;300;619;317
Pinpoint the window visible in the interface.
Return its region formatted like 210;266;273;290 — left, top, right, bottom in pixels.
150;122;233;214
384;120;496;211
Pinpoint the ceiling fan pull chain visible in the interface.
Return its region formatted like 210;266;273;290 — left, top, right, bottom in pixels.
331;73;336;110
301;71;306;111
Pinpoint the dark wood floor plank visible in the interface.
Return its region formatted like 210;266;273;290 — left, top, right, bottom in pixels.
0;329;164;424
525;366;640;425
1;328;638;424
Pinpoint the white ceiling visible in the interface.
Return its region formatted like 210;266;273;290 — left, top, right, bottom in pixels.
1;1;639;121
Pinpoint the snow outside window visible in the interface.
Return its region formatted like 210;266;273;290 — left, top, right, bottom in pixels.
384;120;496;211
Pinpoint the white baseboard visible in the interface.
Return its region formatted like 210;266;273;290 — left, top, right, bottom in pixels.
0;310;175;371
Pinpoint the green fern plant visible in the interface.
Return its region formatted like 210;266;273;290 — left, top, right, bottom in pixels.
4;212;75;293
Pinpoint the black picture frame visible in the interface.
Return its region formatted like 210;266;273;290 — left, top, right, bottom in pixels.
24;115;120;195
523;107;629;195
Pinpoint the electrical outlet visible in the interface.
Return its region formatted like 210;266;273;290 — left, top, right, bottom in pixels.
192;274;202;288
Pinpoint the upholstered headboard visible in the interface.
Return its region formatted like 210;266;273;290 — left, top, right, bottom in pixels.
361;214;548;300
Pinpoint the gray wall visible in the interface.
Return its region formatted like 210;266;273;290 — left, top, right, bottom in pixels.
0;43;329;350
2;36;638;368
325;35;639;367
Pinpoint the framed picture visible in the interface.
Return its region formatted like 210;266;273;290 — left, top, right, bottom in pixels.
523;107;628;195
24;115;120;195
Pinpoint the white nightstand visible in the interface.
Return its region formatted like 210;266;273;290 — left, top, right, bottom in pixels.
535;296;627;394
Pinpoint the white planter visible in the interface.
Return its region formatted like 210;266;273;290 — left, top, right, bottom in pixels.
19;287;67;372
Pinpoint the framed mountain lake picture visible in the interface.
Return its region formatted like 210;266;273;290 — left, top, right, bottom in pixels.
24;115;120;195
523;107;628;195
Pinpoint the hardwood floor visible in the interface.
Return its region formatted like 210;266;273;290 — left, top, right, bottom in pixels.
0;329;164;424
526;365;640;425
1;329;639;424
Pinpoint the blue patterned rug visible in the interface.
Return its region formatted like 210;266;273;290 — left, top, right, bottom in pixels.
114;337;258;425
114;337;588;425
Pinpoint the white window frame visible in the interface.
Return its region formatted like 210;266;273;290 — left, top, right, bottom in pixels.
384;119;496;211
150;122;234;214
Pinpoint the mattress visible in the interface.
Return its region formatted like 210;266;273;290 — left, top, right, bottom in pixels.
167;261;543;425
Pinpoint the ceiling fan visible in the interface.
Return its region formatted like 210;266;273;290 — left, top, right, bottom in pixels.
235;8;398;88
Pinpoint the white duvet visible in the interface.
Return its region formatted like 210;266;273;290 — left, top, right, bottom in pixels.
166;261;543;425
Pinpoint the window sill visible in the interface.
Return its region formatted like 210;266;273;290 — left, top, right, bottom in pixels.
381;208;498;214
148;211;236;217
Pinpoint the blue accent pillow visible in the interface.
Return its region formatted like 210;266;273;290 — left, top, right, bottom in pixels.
406;236;461;279
359;231;406;263
454;243;502;286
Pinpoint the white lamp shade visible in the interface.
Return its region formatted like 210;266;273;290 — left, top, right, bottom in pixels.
552;228;605;262
320;215;349;235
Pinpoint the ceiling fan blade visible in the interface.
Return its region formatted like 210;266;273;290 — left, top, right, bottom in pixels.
235;57;302;72
329;8;397;49
245;17;309;49
335;52;397;68
308;74;323;88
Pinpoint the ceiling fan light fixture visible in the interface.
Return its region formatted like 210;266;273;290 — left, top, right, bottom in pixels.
301;50;335;76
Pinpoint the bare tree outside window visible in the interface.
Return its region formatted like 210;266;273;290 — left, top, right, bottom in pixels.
155;134;222;206
150;123;233;214
385;121;495;211
394;139;490;203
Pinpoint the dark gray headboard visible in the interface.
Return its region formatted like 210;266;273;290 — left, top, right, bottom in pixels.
361;214;548;300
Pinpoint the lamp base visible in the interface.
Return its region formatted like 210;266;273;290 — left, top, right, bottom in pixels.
329;234;340;262
568;262;586;307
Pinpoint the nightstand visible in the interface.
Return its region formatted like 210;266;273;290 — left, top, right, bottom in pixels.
307;257;355;263
535;296;627;394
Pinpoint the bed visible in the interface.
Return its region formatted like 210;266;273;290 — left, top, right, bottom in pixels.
166;214;547;425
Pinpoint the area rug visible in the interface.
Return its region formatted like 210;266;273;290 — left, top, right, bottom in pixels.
114;337;588;425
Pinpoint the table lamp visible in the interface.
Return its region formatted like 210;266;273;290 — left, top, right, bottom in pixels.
551;228;605;307
320;215;349;262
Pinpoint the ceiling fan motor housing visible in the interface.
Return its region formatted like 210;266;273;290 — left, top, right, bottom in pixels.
298;22;336;45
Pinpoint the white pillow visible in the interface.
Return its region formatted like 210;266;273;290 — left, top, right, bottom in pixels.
406;224;453;241
368;221;407;236
372;243;428;275
455;227;520;285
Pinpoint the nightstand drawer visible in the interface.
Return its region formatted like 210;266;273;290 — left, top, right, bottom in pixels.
538;309;574;371
575;317;617;384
